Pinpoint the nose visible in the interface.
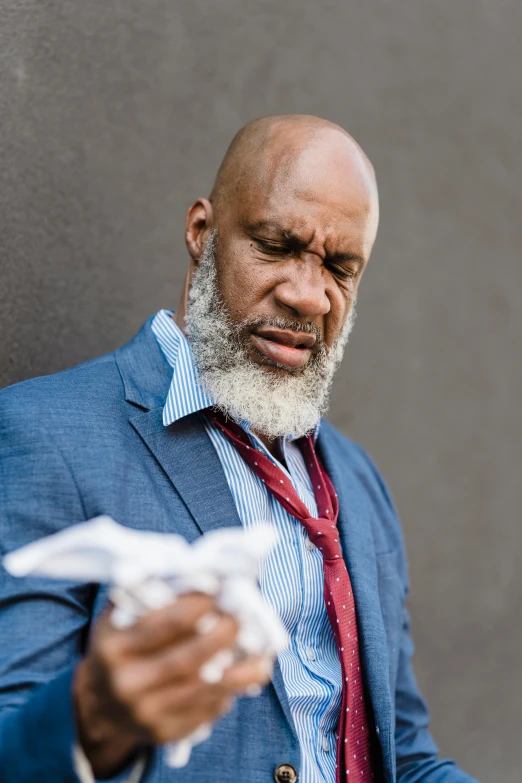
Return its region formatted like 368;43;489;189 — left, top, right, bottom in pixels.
274;258;331;318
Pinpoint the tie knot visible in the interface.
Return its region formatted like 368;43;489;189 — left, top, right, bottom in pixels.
302;517;342;561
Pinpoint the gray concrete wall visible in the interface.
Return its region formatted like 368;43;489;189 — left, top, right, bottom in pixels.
1;2;520;780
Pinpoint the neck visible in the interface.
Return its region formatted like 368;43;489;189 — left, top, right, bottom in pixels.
251;428;285;460
173;308;186;333
174;262;194;333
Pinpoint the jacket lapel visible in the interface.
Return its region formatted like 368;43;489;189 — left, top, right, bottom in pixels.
130;407;243;537
114;317;242;536
115;321;297;739
318;424;394;782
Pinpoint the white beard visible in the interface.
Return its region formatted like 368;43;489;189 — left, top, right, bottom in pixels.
185;230;356;440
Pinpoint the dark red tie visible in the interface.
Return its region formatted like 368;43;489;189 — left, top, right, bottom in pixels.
205;409;374;782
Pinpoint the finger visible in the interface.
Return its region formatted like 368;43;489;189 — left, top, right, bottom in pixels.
127;679;235;744
220;656;274;694
150;694;235;745
118;593;220;655
113;615;239;694
157;694;235;745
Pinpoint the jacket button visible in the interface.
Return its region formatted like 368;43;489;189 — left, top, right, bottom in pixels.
274;764;298;783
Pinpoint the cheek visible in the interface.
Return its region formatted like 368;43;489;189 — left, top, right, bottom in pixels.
324;286;355;346
215;245;272;321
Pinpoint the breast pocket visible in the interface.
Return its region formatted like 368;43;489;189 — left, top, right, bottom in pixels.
375;551;404;694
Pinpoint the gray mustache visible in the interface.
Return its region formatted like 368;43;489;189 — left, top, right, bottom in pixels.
234;316;325;350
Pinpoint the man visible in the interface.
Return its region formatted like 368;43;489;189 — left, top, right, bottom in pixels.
0;115;479;783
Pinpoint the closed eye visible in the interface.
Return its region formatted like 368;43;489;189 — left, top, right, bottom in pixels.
327;264;356;280
255;239;290;255
254;237;361;279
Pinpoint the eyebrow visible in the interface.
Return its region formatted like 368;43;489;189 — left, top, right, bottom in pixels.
244;220;364;265
245;220;296;239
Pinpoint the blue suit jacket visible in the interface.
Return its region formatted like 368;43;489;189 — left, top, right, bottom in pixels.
0;318;479;783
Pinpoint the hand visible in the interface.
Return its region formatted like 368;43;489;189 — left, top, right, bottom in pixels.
73;592;272;778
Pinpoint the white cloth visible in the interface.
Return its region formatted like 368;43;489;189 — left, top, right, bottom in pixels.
4;516;287;772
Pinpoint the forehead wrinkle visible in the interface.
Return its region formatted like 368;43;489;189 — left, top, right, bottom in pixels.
244;210;362;255
231;135;377;258
249;220;364;266
265;170;376;251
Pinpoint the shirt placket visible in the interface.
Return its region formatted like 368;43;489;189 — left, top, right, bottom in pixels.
242;429;341;783
281;440;339;783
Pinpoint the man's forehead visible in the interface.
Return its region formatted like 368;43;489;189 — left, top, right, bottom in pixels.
265;127;372;190
239;149;375;226
213;119;379;253
242;217;351;242
238;189;375;253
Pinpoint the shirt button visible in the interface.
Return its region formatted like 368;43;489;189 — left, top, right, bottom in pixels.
322;736;330;752
305;538;314;551
306;647;316;661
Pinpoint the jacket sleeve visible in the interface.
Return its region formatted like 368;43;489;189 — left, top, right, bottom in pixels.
0;394;149;783
352;441;481;783
394;604;480;783
376;474;480;781
0;393;95;782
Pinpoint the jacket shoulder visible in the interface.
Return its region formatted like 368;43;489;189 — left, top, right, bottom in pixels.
0;350;123;429
320;419;397;509
320;418;409;583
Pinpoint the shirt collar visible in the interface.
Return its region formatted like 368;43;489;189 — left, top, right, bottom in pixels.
150;308;319;443
150;309;214;426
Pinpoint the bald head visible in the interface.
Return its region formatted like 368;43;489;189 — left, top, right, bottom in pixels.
209;114;377;219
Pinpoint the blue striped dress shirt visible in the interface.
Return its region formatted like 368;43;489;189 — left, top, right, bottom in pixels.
151;309;342;783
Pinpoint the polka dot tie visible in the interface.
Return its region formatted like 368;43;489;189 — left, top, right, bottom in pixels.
205;409;374;782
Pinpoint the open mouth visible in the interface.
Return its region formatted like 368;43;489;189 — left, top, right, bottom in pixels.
249;327;317;370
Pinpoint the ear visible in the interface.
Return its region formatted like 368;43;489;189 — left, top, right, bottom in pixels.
185;198;215;264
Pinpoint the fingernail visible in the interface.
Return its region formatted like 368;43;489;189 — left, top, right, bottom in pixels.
195;612;220;635
245;684;263;698
200;649;234;683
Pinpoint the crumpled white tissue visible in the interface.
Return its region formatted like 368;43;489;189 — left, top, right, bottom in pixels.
3;516;288;768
